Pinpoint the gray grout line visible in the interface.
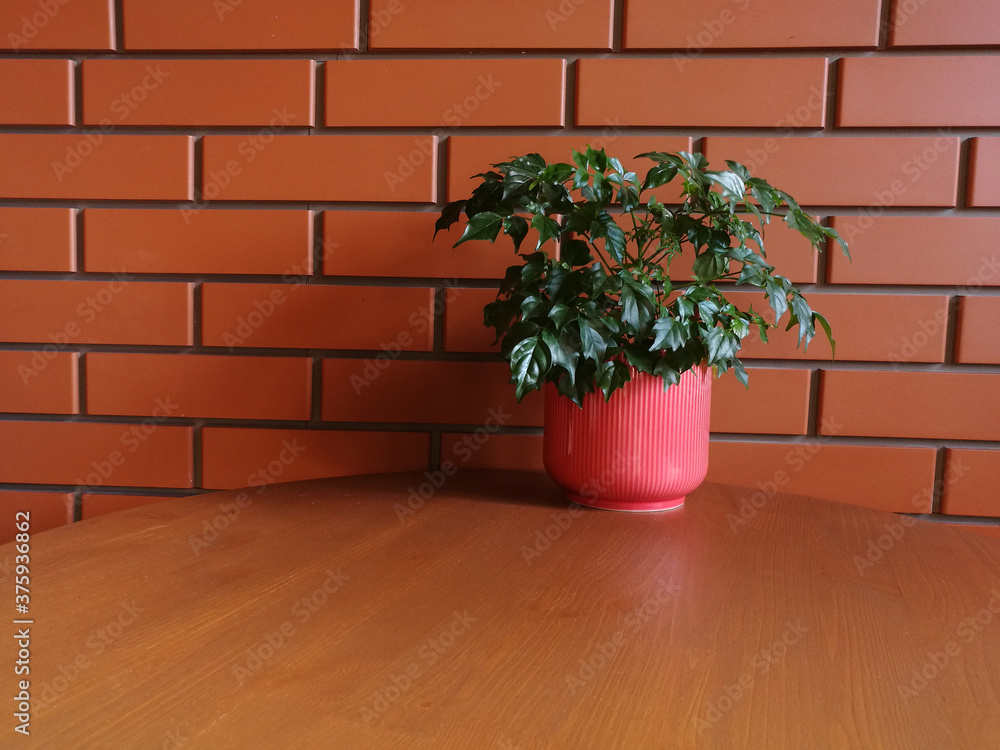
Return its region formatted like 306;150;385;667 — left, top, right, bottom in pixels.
931;446;947;513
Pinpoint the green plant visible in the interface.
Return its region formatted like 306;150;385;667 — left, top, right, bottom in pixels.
435;147;849;406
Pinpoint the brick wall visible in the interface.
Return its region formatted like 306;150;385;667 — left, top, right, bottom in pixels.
1;0;998;539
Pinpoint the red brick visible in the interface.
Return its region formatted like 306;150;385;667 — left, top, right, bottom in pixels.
444;287;497;353
707;441;937;513
326;59;565;127
201;427;428;489
81;493;173;519
711;368;810;435
323;211;515;279
84;209;313;275
577;58;827;127
0;421;192;487
624;0;881;49
839;57;1000;127
955;297;1000;364
122;0;358;50
369;0;613;50
0;135;193;200
828;217;1000;286
83;59;315;127
448;136;692;201
968;138;1000;207
202;135;435;203
734;292;950;363
0;0;113;51
0;208;76;272
87;353;311;420
890;0;1000;47
441;433;544;471
202;283;434;351
321;359;542;426
702;137;960;207
0;491;73;543
941;449;1000;517
0;351;78;414
819;371;1000;441
0;59;73;125
0;280;192;345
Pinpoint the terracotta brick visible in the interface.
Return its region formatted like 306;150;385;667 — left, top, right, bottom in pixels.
624;0;881;49
828;217;1000;286
0;421;193;487
81;493;174;519
0;351;78;414
321;359;543;426
201;427;428;489
0;59;73;125
0;280;192;345
711;368;810;435
0;135;193;200
122;0;358;50
702;137;960;207
326;59;565;127
707;441;937;513
323;211;515;279
84;209;313;275
0;0;113;51
87;353;311;420
839;57;1000;127
447;136;692;201
369;0;613;50
955;297;1000;364
734;292;950;363
577;58;827;127
0;491;73;543
0;208;76;272
83;59;315;127
441;433;544;471
889;0;1000;47
202;283;434;351
941;449;1000;517
444;287;497;353
819;371;1000;441
201;135;435;202
968;138;1000;207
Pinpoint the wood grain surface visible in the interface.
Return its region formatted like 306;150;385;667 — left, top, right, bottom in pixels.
5;470;1000;749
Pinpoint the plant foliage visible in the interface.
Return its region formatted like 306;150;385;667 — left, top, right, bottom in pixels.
435;148;849;407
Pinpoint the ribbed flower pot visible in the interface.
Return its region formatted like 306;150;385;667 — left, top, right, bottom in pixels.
542;366;712;512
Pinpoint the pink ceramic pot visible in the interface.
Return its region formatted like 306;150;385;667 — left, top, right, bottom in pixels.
542;366;712;512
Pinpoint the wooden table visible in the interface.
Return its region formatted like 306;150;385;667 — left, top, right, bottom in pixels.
6;470;1000;748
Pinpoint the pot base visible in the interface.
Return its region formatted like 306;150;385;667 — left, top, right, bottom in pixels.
566;492;686;513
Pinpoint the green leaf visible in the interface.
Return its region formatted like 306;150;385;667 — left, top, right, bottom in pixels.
502;215;529;253
454;212;504;247
560;238;594;267
509;336;551;401
434;200;467;239
649;316;688;351
814;311;836;359
692;252;729;281
577;318;609;363
531;214;561;249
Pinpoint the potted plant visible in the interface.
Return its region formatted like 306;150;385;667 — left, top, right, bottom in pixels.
435;147;849;511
